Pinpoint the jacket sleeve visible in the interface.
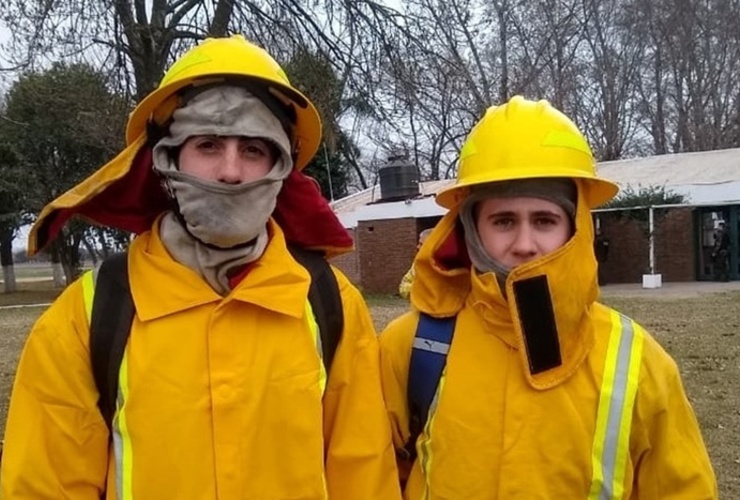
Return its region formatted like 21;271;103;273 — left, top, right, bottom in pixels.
0;278;109;499
631;335;718;499
398;267;414;299
321;268;402;500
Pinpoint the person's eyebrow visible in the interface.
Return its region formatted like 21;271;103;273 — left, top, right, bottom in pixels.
487;210;517;218
531;210;563;218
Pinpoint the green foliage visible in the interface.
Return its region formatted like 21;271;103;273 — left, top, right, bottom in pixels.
1;62;129;282
283;49;342;149
2;63;127;213
283;49;353;199
603;185;688;209
0;140;24;224
302;138;352;201
0;115;26;267
601;185;688;226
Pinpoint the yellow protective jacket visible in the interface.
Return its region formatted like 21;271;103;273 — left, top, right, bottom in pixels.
398;266;414;299
380;191;717;499
2;219;401;500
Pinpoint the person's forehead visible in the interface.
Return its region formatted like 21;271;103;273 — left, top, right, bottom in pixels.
186;134;271;142
478;196;565;213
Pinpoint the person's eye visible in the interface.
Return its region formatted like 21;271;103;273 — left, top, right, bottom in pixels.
535;217;558;227
246;144;266;156
242;139;270;157
195;138;219;151
492;217;514;228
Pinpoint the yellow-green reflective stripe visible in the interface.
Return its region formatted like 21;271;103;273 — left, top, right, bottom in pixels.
418;369;446;500
82;271;95;322
589;311;644;500
113;349;133;500
305;300;327;395
304;300;328;497
542;129;592;155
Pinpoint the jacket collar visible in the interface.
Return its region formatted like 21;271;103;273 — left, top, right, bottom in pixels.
129;218;309;322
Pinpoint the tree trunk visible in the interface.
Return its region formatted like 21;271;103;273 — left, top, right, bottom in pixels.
49;245;66;288
3;266;17;293
497;0;509;102
210;0;235;36
59;235;83;286
52;262;65;288
82;235;99;267
0;226;17;293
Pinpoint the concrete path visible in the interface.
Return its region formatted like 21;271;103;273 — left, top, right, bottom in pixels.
600;281;740;299
0;277;54;283
0;303;52;310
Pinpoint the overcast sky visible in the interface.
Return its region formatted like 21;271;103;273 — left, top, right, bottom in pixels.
0;20;13;93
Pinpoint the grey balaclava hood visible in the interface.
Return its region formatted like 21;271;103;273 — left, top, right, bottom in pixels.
151;85;294;294
153;85;293;248
459;178;577;278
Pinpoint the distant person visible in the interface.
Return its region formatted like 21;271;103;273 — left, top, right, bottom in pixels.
712;221;730;282
594;226;611;285
380;96;717;498
1;35;401;499
399;229;433;299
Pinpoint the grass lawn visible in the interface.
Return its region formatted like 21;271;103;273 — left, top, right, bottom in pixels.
1;281;738;496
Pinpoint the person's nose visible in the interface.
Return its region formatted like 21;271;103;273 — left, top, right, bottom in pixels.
216;140;243;184
511;223;538;258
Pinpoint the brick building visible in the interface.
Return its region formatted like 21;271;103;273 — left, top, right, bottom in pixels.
330;149;740;294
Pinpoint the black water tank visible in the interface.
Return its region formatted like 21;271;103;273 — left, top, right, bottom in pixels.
379;156;419;201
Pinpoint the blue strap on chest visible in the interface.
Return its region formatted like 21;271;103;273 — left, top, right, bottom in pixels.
403;313;456;460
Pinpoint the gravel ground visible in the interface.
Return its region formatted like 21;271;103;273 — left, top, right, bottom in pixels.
1;283;738;496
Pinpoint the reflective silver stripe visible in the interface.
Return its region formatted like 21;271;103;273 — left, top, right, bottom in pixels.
589;311;644;500
413;337;450;355
601;314;633;499
113;349;134;499
113;416;124;498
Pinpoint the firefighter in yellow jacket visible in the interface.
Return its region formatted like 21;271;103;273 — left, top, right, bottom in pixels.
380;96;717;499
1;36;401;499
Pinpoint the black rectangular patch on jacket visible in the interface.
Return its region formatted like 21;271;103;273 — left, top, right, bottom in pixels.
512;276;562;374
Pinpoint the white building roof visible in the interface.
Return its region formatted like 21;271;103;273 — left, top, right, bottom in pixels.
597;148;740;185
333;148;740;228
597;147;740;204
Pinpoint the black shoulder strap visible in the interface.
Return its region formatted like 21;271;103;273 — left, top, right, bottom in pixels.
402;313;456;461
89;252;134;434
287;245;344;373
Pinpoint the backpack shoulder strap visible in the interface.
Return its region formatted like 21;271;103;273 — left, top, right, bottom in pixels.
403;313;457;461
89;252;134;433
287;245;344;373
